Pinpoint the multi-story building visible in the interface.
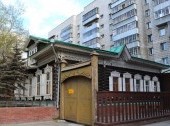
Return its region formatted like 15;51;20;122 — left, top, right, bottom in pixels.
145;0;170;65
48;0;170;65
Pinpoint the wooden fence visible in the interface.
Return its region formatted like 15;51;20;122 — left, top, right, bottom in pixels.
96;92;170;125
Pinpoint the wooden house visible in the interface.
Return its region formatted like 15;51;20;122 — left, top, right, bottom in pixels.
16;36;170;125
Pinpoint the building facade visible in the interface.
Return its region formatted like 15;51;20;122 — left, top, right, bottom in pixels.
48;0;170;65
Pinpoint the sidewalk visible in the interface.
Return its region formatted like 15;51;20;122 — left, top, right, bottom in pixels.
143;120;170;126
1;120;170;126
0;120;84;126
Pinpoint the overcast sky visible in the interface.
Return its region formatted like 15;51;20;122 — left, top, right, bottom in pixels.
1;0;93;38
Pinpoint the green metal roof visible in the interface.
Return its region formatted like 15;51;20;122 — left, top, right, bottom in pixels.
28;35;170;69
110;45;125;54
29;35;50;43
29;35;118;56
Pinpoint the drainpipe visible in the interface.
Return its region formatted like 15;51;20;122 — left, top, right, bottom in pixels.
51;43;61;109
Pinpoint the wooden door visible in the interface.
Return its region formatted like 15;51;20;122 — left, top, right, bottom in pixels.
64;78;77;122
64;77;92;125
77;77;92;125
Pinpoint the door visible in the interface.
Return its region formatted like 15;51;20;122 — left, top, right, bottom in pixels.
64;76;92;125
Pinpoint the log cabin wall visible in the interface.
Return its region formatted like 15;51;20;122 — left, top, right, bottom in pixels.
98;65;160;91
159;74;170;92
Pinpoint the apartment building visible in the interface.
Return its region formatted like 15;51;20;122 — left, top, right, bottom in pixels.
48;0;170;65
145;0;170;65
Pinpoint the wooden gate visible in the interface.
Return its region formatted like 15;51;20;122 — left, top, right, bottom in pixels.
63;76;92;125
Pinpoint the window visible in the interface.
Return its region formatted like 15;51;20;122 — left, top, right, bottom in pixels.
148;47;153;55
77;33;80;38
100;14;104;18
129;47;140;56
113;21;137;36
125;78;130;91
113;34;138;46
154;82;158;92
160;42;168;50
37;75;40;95
159;27;166;36
136;79;140;92
83;7;98;21
148;34;152;42
101;34;104;38
83;28;99;38
146;22;151;29
29;79;32;96
100;24;104;28
122;4;125;9
46;72;51;94
162;57;169;64
154;6;170;19
77;25;80;30
113;77;118;91
112;0;135;14
145;81;150;92
112;9;137;25
154;0;169;6
145;9;150;17
145;0;148;4
82;38;99;46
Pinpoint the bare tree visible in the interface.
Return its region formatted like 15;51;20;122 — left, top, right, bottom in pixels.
0;1;28;62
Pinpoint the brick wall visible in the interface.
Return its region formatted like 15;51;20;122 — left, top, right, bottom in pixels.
0;107;59;124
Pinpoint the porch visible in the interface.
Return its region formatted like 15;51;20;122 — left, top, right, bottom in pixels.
95;91;170;125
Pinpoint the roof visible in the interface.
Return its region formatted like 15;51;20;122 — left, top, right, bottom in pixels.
28;35;119;56
27;35;170;69
110;45;125;54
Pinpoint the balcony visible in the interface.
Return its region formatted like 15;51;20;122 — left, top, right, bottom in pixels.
126;41;140;49
112;28;139;41
83;14;100;26
83;33;100;43
154;1;170;12
110;0;126;9
89;43;101;49
83;23;100;34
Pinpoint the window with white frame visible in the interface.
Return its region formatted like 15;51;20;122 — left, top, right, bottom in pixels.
162;57;169;64
145;9;150;17
160;42;168;50
154;0;169;6
37;75;40;95
112;21;137;36
29;78;32;96
109;71;122;91
148;47;153;55
145;81;150;92
46;72;51;94
146;22;151;29
136;79;140;92
154;6;170;19
125;78;130;91
129;47;140;56
154;81;158;92
113;77;119;91
148;34;152;42
159;27;166;36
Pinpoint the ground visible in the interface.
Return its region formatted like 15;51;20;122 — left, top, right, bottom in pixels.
1;120;170;126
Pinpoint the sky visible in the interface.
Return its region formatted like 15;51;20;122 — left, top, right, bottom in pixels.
1;0;93;38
